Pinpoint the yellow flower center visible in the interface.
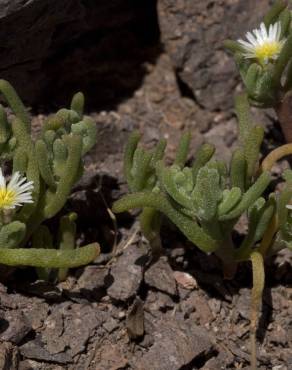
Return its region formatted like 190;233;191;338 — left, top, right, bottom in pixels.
254;41;282;63
0;188;16;209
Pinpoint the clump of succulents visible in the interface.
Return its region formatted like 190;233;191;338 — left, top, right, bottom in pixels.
105;2;292;369
0;79;99;281
113;95;292;370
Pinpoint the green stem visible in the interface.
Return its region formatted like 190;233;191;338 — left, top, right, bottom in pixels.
12;118;40;222
124;131;140;191
44;134;82;218
264;1;288;28
139;207;162;257
113;192;219;253
58;213;77;281
0;243;99;268
0;79;30;130
174;131;191;168
192;143;215;182
219;172;271;221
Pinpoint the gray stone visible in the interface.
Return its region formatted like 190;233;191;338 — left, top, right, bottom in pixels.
103;318;119;333
144;257;177;296
77;265;109;300
20;335;72;364
0;310;31;344
236;288;251;320
42;303;103;357
107;245;148;301
131;315;213;370
158;0;270;111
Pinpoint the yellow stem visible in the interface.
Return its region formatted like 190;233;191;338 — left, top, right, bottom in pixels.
258;214;278;257
261;143;292;172
250;251;265;370
258;144;292;256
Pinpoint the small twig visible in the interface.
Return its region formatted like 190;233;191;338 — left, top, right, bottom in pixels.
95;174;118;254
106;226;139;267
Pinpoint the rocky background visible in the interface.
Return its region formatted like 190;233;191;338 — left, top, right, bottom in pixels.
0;1;291;370
0;0;271;111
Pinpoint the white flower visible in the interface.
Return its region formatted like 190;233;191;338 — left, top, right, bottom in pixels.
286;204;292;210
0;169;34;210
238;22;286;64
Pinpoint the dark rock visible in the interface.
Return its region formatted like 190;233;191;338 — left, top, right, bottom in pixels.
19;281;63;301
158;0;270;111
132;315;213;370
103;318;119;333
0;0;159;107
20;335;72;364
0;310;31;344
0;342;19;370
22;301;49;331
42;303;103;357
107;245;148;301
42;310;65;354
145;290;175;312
19;360;64;370
77;265;109;300
195;271;232;300
201;350;234;370
144;257;177;296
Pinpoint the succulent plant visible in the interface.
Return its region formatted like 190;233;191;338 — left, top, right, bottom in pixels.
0;79;99;281
113;95;292;370
225;1;292;142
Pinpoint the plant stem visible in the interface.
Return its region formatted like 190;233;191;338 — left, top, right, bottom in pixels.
250;251;265;370
261;142;292;171
0;243;99;268
258;214;278;256
139;207;162;258
113;192;219;253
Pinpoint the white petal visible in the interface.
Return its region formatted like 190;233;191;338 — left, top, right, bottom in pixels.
246;32;258;46
260;22;268;39
276;22;282;41
254;29;263;44
16;182;34;193
286;204;292;210
238;39;255;50
0;168;6;189
8;172;21;190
